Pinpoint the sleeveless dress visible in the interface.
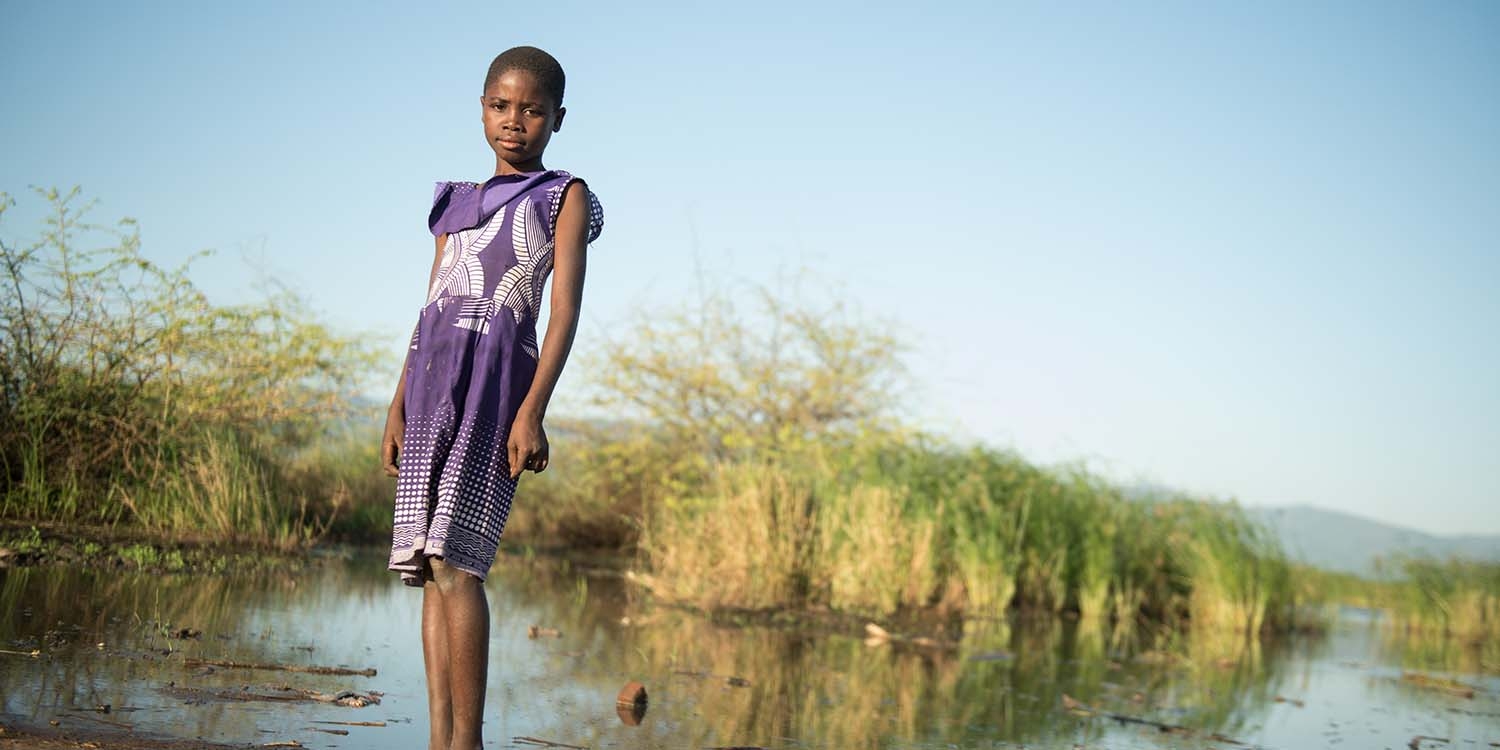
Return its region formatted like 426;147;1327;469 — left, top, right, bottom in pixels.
389;170;604;586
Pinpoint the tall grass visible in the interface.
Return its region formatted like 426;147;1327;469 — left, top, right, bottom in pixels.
1378;556;1500;642
628;434;1300;633
0;188;385;547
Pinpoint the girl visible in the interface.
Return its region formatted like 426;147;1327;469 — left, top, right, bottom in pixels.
379;46;603;750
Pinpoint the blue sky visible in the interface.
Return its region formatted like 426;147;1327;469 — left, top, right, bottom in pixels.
4;1;1496;534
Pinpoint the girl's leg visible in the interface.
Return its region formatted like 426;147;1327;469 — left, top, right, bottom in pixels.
421;562;454;750
430;557;489;750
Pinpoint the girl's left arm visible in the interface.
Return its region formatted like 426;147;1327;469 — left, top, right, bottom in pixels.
507;181;591;478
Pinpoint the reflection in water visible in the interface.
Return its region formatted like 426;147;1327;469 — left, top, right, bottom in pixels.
1;552;1497;749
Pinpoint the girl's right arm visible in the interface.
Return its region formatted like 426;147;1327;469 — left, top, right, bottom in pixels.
381;233;449;477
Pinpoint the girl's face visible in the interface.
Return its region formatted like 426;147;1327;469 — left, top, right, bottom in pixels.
481;69;565;174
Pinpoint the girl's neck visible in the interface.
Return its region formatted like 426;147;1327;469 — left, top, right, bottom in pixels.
495;157;546;176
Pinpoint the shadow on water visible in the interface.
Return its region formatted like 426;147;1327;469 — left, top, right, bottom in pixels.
1;552;1497;749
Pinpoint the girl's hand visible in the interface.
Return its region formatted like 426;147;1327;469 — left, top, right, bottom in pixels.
381;404;405;478
507;409;548;479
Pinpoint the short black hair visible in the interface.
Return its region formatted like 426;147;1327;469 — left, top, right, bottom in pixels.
483;46;566;108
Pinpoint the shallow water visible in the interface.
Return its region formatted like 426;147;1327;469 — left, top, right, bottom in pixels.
0;550;1496;749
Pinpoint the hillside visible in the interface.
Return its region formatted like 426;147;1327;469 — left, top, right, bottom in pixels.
1249;505;1500;577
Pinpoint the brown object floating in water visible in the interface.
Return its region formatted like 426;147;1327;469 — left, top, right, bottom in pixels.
527;625;563;639
1408;736;1451;750
616;680;648;725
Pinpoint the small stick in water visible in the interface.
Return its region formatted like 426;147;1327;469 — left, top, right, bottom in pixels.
514;736;588;749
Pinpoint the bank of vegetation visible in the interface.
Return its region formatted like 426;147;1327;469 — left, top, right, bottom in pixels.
2;189;1494;642
0;188;386;550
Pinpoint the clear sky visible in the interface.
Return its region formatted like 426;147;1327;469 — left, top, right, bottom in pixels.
3;1;1496;535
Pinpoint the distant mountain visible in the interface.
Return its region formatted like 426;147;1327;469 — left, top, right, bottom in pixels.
1248;505;1500;577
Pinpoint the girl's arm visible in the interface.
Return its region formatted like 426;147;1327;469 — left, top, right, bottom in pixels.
507;181;590;478
381;233;448;477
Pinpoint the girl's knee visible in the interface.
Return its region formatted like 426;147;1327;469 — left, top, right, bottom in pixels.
428;558;480;590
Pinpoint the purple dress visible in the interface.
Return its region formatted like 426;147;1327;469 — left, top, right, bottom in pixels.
389;170;603;586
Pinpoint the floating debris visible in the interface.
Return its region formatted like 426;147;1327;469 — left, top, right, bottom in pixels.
514;735;588;749
1274;695;1306;707
163;684;383;707
862;622;957;650
1400;672;1477;699
527;625;563;639
183;657;377;677
1408;736;1450;749
1060;693;1247;745
616;680;648;726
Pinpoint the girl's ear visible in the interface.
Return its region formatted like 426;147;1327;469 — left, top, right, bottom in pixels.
552;107;567;133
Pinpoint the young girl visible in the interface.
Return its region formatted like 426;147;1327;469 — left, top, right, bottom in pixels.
379;46;603;750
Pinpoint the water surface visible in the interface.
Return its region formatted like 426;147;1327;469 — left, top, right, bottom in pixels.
1;550;1496;748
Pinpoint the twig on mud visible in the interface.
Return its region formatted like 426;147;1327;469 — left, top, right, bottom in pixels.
514;736;588;749
0;648;40;658
183;657;376;677
261;742;303;748
312;720;387;727
1409;736;1450;750
308;727;349;735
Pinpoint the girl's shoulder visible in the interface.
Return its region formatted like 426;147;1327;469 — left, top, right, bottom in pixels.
540;171;605;244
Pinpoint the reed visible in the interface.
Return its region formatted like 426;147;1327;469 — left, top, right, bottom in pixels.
633;433;1301;632
1378;556;1500;642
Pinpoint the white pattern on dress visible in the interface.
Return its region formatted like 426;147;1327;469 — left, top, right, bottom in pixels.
428;191;503;315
